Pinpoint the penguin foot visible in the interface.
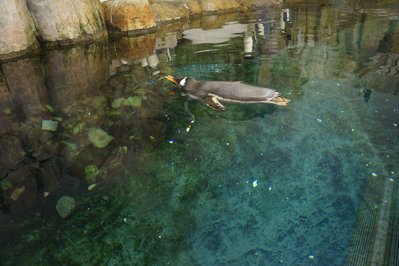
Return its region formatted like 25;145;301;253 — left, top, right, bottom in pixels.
268;97;291;106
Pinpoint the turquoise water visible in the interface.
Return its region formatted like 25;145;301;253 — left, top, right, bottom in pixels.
1;5;399;266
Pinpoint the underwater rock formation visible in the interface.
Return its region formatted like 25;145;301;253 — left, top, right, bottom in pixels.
56;196;76;218
1;165;37;213
45;43;108;112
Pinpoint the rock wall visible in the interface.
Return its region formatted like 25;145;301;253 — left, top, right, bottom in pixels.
104;0;279;32
0;43;108;213
0;0;38;60
1;0;279;61
26;0;107;43
102;0;156;32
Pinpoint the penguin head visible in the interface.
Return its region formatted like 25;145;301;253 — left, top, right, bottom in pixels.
165;75;188;89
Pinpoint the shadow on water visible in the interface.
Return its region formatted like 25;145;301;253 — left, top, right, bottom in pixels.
1;4;399;265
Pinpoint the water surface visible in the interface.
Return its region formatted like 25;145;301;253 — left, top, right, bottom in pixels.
1;4;398;266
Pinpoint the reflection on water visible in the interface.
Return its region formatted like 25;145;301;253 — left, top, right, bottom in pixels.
1;5;399;265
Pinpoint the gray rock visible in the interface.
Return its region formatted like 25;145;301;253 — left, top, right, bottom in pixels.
56;196;76;218
0;0;38;58
26;0;107;43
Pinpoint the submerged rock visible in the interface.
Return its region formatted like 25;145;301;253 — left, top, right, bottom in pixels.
0;135;26;179
56;196;76;218
112;97;142;108
88;128;113;148
1;165;37;213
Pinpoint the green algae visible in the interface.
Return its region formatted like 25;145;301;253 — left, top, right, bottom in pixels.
84;164;100;183
87;128;113;148
111;96;142;108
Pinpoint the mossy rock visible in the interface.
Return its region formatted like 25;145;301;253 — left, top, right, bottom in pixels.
56;196;76;218
88;128;113;148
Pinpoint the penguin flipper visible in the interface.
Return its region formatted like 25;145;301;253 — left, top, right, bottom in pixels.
203;95;225;111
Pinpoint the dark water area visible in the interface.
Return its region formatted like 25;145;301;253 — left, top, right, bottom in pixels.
1;4;399;266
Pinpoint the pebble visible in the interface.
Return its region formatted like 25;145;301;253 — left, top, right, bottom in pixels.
56;196;76;218
252;180;258;188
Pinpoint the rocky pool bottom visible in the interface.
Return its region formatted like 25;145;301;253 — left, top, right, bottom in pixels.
1;5;399;266
1;77;397;265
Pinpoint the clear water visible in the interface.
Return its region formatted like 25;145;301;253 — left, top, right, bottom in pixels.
1;4;399;266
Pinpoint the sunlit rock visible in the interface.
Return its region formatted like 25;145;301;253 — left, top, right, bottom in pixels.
102;0;156;32
198;0;241;13
0;0;38;60
150;0;190;24
180;0;203;15
56;196;76;218
26;0;107;44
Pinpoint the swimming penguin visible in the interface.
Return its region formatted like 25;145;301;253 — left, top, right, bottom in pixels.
165;75;290;111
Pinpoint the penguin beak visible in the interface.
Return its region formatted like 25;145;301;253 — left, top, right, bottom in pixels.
165;75;177;84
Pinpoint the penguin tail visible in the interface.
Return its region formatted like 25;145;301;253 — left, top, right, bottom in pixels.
268;96;291;106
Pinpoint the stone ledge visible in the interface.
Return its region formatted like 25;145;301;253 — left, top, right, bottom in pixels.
0;0;39;59
102;0;156;32
1;0;280;60
151;1;190;24
103;0;279;33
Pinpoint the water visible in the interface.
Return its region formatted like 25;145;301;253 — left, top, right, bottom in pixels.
1;4;399;266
